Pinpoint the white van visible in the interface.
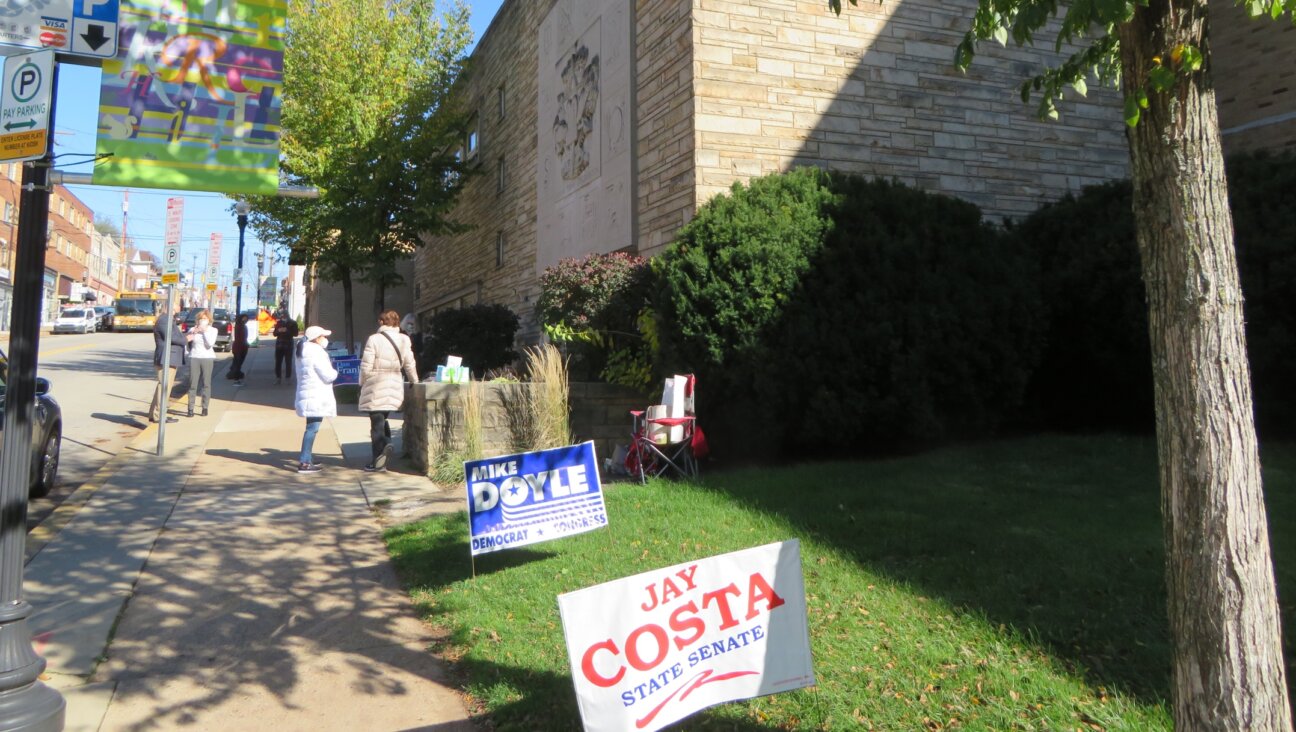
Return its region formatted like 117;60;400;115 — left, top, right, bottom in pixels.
53;308;97;334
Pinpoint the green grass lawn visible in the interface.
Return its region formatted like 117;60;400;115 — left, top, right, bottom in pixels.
384;434;1296;730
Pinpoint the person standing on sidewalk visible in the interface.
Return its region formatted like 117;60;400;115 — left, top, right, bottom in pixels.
227;313;250;383
294;325;338;473
186;309;217;417
148;300;186;424
273;312;299;385
359;309;418;472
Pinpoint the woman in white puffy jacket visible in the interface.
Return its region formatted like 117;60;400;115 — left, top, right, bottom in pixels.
358;309;418;471
293;325;338;473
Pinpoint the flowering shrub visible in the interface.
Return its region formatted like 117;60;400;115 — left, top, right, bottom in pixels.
538;252;655;390
537;251;649;329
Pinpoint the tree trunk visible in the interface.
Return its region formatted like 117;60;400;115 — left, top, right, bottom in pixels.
1119;3;1291;729
341;268;355;355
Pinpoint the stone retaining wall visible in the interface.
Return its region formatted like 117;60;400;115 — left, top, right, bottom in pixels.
403;381;646;478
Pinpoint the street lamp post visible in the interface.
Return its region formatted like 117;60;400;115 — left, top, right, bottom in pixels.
234;201;249;315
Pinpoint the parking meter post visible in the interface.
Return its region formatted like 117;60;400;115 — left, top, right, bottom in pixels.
0;71;66;729
157;287;176;456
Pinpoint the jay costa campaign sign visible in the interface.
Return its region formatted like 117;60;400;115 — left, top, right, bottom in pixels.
466;442;607;556
558;540;815;732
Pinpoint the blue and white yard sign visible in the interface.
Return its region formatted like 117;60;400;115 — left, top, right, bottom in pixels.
331;355;360;385
465;441;607;556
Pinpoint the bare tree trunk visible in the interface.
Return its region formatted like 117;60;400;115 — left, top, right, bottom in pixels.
341;268;355;356
1119;3;1291;729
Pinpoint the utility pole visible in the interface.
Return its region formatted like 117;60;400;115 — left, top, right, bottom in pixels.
119;190;129;292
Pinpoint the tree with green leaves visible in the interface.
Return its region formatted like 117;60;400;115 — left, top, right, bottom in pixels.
829;0;1294;726
244;0;471;352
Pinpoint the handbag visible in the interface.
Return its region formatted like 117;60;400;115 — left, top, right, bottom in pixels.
379;331;412;383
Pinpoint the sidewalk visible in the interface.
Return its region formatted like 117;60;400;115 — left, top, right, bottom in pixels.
24;345;473;731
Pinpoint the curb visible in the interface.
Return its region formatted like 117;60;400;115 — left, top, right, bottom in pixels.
24;395;187;564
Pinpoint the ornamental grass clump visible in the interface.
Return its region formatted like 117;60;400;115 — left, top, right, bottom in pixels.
526;344;571;451
430;381;485;486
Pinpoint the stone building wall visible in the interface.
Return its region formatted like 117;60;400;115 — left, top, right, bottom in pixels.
1211;0;1296;154
309;258;414;354
414;0;1293;346
636;0;696;256
412;0;556;341
688;0;1129;225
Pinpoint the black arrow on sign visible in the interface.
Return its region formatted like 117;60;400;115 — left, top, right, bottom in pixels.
4;120;35;131
81;24;110;51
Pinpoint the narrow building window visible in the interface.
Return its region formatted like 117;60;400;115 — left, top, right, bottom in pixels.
497;84;506;120
496;231;505;269
497;156;506;193
466;116;479;160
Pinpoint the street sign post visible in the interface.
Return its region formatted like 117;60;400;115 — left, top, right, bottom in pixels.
207;233;221;291
0;0;120;60
0;50;54;163
162;197;182;285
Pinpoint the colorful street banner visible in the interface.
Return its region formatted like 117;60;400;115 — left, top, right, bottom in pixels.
465;442;606;556
558;540;815;732
93;0;286;194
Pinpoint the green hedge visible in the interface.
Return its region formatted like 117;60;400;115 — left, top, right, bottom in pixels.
655;170;1041;455
421;304;520;376
1010;149;1296;437
1008;180;1153;431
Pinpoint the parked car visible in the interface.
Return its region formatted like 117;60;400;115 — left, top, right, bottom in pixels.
179;308;233;351
0;347;62;497
94;306;115;332
52;308;97;334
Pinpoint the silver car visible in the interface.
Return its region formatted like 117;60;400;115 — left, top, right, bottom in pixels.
53;308;96;334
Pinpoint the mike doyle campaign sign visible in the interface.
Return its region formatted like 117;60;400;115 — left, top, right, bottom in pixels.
465;441;607;556
558;540;815;732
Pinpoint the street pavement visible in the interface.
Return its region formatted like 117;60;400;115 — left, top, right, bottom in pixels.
21;344;474;731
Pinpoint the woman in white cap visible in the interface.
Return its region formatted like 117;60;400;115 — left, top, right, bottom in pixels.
293;325;338;473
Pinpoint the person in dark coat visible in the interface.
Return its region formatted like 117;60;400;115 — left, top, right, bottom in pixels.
227;313;250;383
273;312;300;385
148;298;187;423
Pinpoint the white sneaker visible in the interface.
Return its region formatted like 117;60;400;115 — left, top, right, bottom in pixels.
374;444;394;470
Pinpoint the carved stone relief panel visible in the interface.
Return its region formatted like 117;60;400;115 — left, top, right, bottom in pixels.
536;0;632;275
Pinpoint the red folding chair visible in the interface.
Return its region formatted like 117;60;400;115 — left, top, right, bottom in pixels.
625;375;703;483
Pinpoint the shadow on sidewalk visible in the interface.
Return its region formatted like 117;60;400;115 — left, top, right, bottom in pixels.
92;412;147;429
93;481;474;729
205;447;306;472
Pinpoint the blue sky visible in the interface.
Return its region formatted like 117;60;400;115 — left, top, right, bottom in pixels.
49;0;504;285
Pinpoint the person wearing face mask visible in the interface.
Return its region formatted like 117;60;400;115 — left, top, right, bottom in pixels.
186;309;218;417
293;325;338;473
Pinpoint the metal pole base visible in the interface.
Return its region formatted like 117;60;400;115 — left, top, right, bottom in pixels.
0;682;64;732
0;600;62;730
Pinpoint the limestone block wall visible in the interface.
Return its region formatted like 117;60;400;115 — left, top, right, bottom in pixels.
636;0;697;256
411;0;555;341
1211;0;1296;154
688;0;1129;224
404;381;645;478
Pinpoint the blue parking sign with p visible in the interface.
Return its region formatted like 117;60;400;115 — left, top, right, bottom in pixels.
69;0;119;58
77;0;119;21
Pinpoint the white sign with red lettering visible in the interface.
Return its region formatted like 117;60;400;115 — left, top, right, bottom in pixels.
558;540;815;732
